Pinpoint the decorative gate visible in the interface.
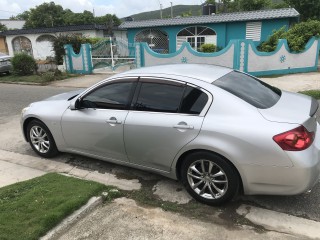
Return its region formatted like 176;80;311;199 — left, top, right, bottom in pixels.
91;37;136;71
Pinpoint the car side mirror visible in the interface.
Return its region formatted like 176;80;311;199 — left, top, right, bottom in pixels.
70;98;80;110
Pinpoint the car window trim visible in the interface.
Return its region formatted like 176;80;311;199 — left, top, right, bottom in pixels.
131;77;186;113
130;77;212;117
78;77;138;110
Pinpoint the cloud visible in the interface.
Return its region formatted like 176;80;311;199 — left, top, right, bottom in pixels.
0;0;202;19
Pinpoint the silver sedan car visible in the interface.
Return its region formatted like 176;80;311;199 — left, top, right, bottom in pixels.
21;64;320;205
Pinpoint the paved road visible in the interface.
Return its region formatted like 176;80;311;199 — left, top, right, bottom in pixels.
1;83;319;223
0;83;77;124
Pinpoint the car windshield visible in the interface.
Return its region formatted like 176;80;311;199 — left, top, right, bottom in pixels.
213;71;281;109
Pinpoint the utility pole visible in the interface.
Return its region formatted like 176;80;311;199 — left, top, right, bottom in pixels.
160;4;163;19
170;2;173;18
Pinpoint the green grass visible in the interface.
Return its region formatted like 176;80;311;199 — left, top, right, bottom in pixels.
0;72;78;84
0;173;106;240
299;90;320;99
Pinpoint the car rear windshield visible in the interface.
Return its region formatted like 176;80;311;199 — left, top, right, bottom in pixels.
213;71;281;109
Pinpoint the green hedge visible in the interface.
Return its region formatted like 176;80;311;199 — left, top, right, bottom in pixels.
259;20;320;52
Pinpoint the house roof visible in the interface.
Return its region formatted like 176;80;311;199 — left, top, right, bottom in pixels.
0;24;124;36
119;8;299;29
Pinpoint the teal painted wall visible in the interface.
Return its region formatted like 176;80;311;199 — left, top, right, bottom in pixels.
126;17;294;52
225;21;246;47
261;18;289;42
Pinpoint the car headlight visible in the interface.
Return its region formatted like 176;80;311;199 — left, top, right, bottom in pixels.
21;106;30;116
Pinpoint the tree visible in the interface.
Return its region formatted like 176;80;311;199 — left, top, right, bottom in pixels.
240;0;272;11
10;11;30;20
95;14;121;26
24;2;65;28
0;23;7;31
63;10;95;25
283;0;320;21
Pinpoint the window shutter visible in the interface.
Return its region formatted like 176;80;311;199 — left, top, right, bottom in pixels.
246;22;262;41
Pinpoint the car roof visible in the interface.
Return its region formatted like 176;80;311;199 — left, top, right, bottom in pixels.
115;64;233;83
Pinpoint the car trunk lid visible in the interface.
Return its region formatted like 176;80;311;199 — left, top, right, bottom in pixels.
258;91;318;131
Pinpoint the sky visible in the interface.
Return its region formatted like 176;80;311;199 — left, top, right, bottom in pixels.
0;0;204;19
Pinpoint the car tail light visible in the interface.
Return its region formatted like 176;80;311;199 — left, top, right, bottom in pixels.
273;126;315;151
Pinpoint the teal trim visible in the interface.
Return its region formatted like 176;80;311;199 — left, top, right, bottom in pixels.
64;45;74;73
140;43;145;67
86;44;93;73
249;66;318;77
141;39;235;58
243;41;249;72
249;37;318;57
81;45;85;72
232;40;241;70
315;38;320;67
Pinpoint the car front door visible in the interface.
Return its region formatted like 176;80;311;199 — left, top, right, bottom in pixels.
124;78;211;172
61;79;136;162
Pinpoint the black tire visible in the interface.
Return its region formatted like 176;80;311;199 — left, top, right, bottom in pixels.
181;151;239;205
27;120;59;158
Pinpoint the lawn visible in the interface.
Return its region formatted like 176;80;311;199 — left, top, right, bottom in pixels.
0;72;78;84
0;173;106;240
299;90;320;99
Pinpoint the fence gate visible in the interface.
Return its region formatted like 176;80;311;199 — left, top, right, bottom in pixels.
91;37;136;71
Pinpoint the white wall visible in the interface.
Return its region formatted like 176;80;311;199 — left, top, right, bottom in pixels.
0;20;25;29
5;29;108;60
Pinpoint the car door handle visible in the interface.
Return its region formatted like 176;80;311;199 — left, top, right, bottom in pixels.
106;118;122;124
173;124;194;129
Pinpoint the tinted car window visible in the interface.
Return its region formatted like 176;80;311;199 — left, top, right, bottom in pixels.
213;71;281;109
82;82;133;109
134;82;184;113
181;86;208;115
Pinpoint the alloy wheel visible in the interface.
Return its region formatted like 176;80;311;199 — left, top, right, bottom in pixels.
187;159;228;199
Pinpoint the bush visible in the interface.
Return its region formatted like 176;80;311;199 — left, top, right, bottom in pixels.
199;43;217;53
53;34;103;65
41;69;64;82
11;53;37;75
258;20;320;52
258;27;286;52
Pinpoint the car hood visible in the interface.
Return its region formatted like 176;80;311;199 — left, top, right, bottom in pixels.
44;89;84;101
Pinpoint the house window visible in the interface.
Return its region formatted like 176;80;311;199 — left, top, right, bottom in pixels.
12;36;33;56
246;22;262;41
135;29;169;54
177;26;217;51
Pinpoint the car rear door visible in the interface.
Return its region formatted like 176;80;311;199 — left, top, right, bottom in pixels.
124;77;211;172
61;78;137;162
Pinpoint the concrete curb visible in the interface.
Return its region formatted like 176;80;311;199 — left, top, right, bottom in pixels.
237;204;320;240
40;196;103;240
0;81;42;86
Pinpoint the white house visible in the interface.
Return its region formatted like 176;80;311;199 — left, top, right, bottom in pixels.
0;24;127;60
0;20;25;29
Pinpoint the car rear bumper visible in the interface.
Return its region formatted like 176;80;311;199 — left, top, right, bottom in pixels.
242;124;320;195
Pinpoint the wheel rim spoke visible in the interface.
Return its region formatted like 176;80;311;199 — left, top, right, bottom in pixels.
188;172;203;180
211;171;224;178
201;160;206;173
192;180;204;189
190;165;202;176
210;182;224;195
199;183;207;195
207;183;216;199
